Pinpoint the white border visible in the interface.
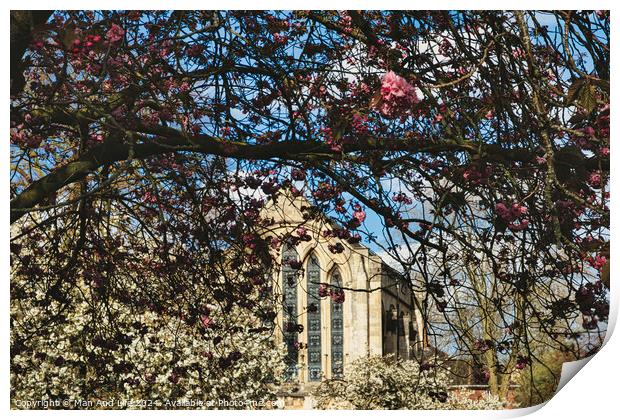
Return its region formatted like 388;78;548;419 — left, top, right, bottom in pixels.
3;2;618;419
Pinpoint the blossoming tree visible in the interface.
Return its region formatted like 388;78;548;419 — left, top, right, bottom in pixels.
11;10;609;405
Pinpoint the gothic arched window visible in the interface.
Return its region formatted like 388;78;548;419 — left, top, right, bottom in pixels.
306;254;322;381
282;244;300;380
330;269;344;378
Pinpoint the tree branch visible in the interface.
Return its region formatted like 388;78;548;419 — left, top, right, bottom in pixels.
10;10;53;96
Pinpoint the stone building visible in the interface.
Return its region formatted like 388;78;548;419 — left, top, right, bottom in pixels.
261;192;428;385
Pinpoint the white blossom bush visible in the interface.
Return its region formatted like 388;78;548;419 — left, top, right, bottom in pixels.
447;390;505;410
11;267;287;409
312;356;505;410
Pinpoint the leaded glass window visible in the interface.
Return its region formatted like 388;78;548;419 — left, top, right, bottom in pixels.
331;270;344;378
282;244;299;380
307;255;322;381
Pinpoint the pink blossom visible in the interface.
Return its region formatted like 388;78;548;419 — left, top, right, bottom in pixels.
353;209;366;223
510;203;527;218
462;164;492;184
376;71;419;119
273;33;288;45
179;82;190;92
351;113;369;133
270;237;281;249
392;192;413;204
106;24;125;43
438;38;452;55
474;338;491;352
330;288;345;304
287;259;302;270
200;315;214;329
495;201;527;224
581;126;596;137
141;191;157;204
587;255;608;271
90;133;104;143
508;219;529;232
358;82;370;93
187;45;204;57
381;71;411;99
515;355;531;370
494;202;510;220
588;171;602;187
328;242;345;254
291;169;306;181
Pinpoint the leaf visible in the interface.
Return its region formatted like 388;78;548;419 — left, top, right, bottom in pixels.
565;77;599;113
577;83;597;113
565;77;586;105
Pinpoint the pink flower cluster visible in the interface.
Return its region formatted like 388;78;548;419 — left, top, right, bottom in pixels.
351;113;369;134
588;171;602;188
68;34;102;55
345;204;366;230
586;254;607;271
291;169;306;181
495;202;529;232
200;315;214;329
376;71;419;119
330;288;345;304
515;355;531;370
318;283;330;297
141;191;157;204
328;242;345;254
106;24;125;43
286;258;303;270
495;202;527;221
319;126;342;153
463;164;492;184
186;44;204;57
317;283;345;303
272;33;288;45
474;338;493;352
353;208;366;224
392;192;413;205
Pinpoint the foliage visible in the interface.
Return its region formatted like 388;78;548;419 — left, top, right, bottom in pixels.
312;356;505;410
11;222;287;409
10;10;610;406
513;347;573;407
